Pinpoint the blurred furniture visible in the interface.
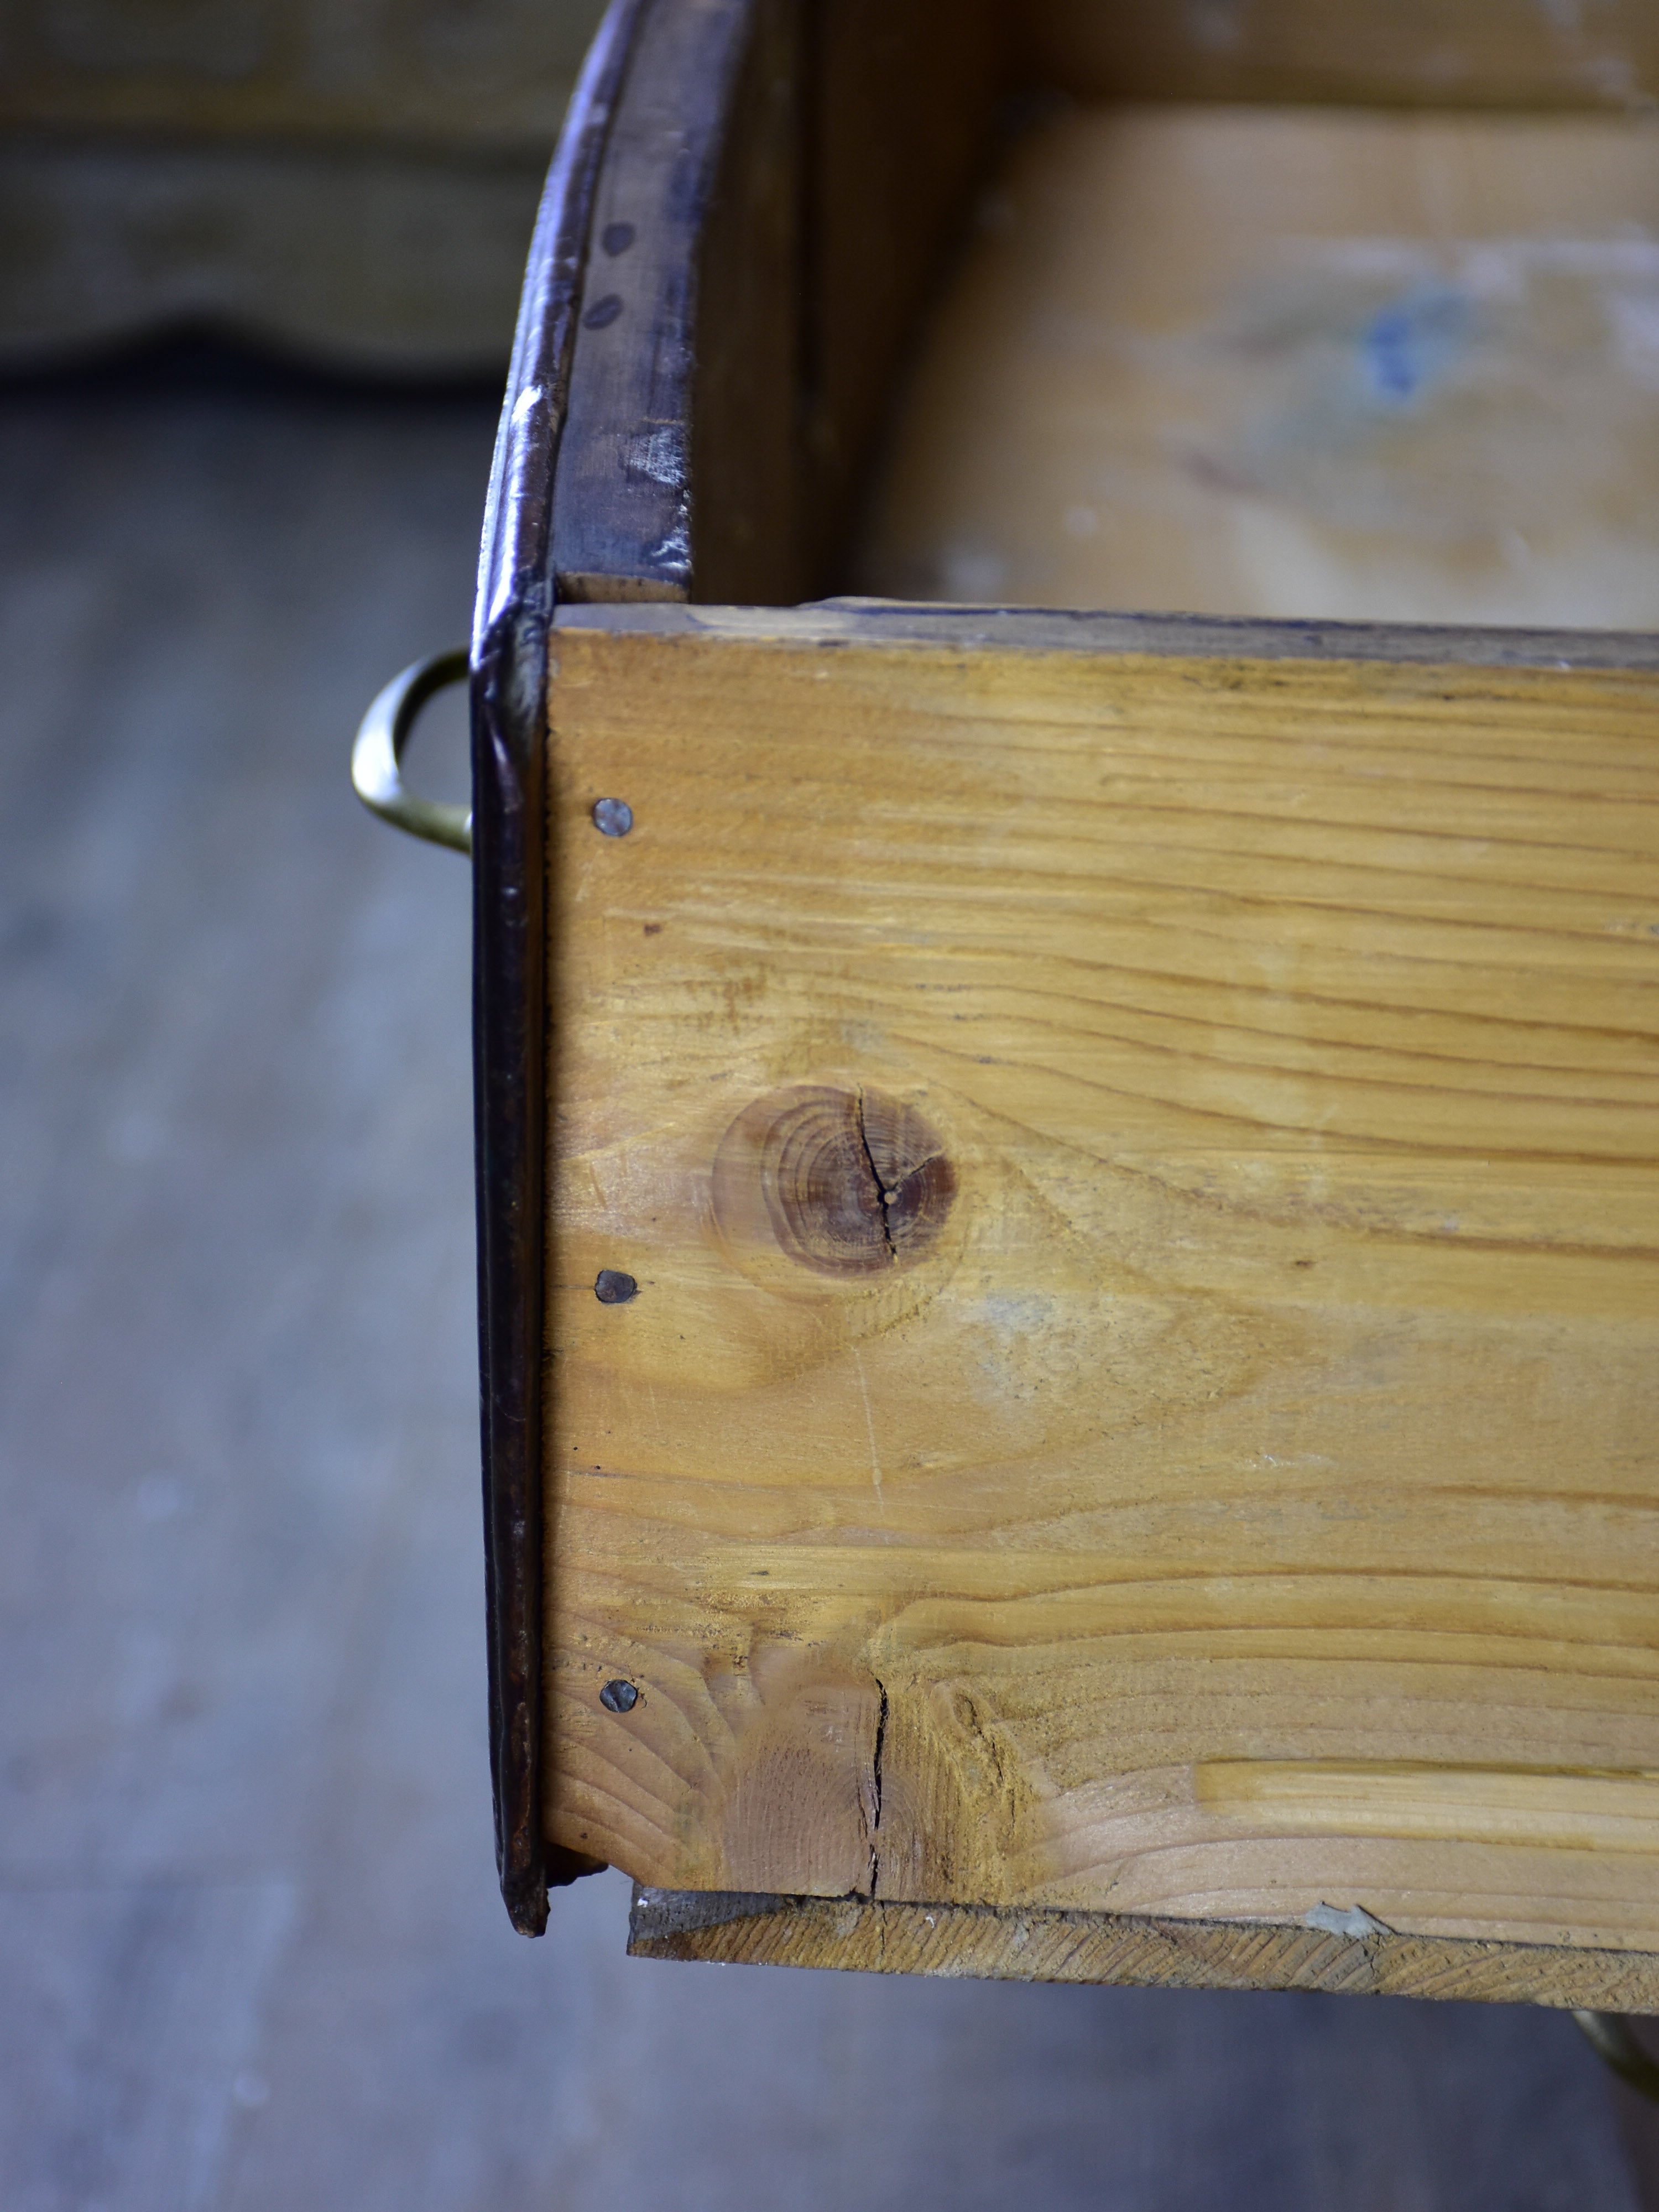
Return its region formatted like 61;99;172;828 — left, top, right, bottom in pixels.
0;0;607;373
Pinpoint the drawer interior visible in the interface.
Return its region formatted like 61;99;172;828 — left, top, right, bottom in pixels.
853;102;1659;627
544;0;1659;619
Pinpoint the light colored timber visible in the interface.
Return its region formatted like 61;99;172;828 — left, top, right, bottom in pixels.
855;105;1659;628
1026;0;1659;111
543;604;1659;1976
628;1888;1659;2012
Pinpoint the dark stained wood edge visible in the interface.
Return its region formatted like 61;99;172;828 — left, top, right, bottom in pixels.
553;596;1659;670
548;0;1006;606
468;0;650;1937
549;0;763;604
628;1888;1659;2013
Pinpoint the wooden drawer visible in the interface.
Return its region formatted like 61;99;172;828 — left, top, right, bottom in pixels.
457;0;1659;2008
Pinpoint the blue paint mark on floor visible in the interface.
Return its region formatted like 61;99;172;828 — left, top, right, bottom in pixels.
1361;284;1472;404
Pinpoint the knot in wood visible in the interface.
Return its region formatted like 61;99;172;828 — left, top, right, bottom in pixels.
715;1086;956;1278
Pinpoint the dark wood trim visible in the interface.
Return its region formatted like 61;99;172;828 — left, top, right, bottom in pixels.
629;1888;1659;2013
548;0;770;605
548;0;1005;607
468;0;649;1938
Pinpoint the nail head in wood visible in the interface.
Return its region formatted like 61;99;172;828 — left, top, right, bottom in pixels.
594;1269;638;1304
592;797;633;837
600;1679;640;1714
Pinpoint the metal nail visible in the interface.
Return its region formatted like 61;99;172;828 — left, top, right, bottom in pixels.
592;797;633;837
594;1269;638;1304
600;1679;639;1713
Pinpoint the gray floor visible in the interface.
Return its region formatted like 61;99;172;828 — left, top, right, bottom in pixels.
0;353;1644;2212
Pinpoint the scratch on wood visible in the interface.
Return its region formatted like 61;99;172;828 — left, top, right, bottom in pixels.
851;1347;885;1510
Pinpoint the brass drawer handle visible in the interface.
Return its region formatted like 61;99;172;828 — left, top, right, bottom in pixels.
351;649;473;856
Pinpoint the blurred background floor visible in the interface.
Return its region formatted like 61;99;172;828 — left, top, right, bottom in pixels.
0;345;1646;2212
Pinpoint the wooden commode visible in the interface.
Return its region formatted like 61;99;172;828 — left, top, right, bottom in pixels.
356;0;1659;2022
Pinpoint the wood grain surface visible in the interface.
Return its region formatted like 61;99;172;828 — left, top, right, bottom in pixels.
1026;0;1659;111
629;1887;1659;2012
547;0;1004;607
540;604;1659;1979
856;104;1659;625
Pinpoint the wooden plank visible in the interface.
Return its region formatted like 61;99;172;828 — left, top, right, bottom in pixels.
855;103;1659;626
629;1889;1659;2012
1026;0;1659;111
542;604;1659;1988
471;0;653;1931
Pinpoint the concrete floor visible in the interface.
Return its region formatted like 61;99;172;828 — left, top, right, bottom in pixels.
0;349;1645;2212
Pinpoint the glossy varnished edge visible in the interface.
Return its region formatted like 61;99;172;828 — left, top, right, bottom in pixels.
470;0;651;1937
629;1891;1659;2012
546;0;1007;607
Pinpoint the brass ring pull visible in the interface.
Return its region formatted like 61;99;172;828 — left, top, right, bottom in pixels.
351;649;473;856
1573;2010;1659;2105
